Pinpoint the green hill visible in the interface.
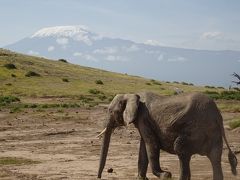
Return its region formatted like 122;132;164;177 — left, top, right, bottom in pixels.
0;49;207;97
2;48;236;106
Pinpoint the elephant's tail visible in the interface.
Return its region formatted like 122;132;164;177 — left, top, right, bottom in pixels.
220;115;238;175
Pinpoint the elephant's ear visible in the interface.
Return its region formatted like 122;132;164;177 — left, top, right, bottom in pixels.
123;94;140;125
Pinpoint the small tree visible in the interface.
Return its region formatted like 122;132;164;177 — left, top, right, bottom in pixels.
232;72;240;85
58;59;68;63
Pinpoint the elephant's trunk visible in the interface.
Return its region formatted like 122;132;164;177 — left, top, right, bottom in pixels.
97;125;112;178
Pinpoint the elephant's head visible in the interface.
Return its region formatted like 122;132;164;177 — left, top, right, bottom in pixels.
97;94;140;178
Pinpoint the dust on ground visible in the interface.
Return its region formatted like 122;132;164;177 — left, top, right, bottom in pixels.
0;102;239;180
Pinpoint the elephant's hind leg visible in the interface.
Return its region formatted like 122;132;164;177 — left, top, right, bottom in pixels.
174;135;192;180
178;154;191;180
207;147;223;180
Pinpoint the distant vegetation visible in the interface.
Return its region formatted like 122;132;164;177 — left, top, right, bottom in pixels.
58;59;68;63
25;71;40;77
229;118;240;129
62;78;69;82
95;80;104;85
0;157;39;166
1;49;240;110
4;63;16;69
205;90;240;100
0;96;20;107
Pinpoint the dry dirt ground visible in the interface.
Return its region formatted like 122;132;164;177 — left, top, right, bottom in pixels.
0;104;239;180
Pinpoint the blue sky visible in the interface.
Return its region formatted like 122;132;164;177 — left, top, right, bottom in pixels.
1;0;240;51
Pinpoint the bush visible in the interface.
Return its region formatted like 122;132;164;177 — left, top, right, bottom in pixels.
62;78;69;82
146;82;151;85
79;95;94;103
11;74;16;78
89;89;101;94
58;59;68;63
29;104;38;108
25;71;40;77
233;87;240;91
4;63;16;69
205;90;240;100
150;79;162;85
0;96;20;107
98;95;107;101
181;82;189;85
229;119;240;129
205;85;216;89
95;80;104;85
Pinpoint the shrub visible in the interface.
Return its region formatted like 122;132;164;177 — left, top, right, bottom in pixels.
233;87;240;91
217;86;225;89
229;119;240;129
95;80;104;85
151;79;162;85
181;82;189;85
173;81;179;84
146;82;151;85
0;96;20;107
62;78;69;82
205;90;240;100
58;59;68;63
89;89;101;94
11;74;16;78
79;95;94;103
98;95;107;101
205;85;216;89
29;104;38;108
4;63;16;69
25;71;40;77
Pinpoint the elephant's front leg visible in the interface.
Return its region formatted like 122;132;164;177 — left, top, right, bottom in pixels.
138;122;172;179
138;138;149;179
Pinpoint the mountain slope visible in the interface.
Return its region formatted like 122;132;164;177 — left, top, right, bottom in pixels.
1;49;210;101
5;25;240;87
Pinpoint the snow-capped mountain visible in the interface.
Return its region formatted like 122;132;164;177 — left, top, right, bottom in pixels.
5;25;240;87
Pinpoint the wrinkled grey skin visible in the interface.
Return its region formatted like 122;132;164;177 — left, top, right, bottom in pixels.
97;92;238;180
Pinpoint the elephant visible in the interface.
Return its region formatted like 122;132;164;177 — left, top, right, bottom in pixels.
97;92;238;180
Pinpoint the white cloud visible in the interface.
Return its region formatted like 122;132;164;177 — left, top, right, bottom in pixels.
126;44;140;52
93;47;118;54
47;46;55;52
56;38;69;45
144;40;162;46
201;31;223;40
28;50;40;56
73;52;83;57
75;34;92;46
73;52;97;62
105;55;129;62
167;56;188;62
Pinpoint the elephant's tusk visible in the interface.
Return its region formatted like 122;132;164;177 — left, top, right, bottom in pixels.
96;128;107;138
